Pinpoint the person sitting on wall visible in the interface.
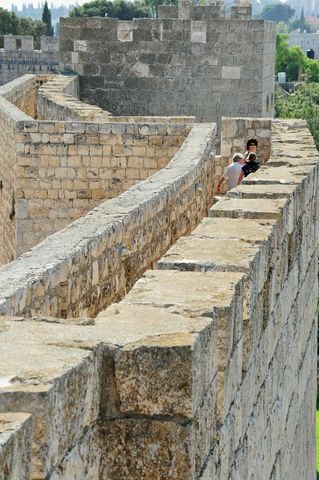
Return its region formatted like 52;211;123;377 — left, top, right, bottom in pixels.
244;138;258;159
238;152;260;185
216;153;245;193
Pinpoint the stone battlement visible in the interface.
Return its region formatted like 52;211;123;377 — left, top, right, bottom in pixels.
0;118;317;479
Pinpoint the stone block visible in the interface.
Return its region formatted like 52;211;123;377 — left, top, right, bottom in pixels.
100;419;191;479
0;412;32;480
122;270;244;423
0;322;101;479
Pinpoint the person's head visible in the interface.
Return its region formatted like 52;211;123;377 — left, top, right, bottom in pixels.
246;138;258;153
232;153;245;165
246;152;257;163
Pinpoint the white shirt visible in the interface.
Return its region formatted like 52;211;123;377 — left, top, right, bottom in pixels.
224;162;242;189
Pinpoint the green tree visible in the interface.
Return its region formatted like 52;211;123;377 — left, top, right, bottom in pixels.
70;0;151;19
289;7;312;33
305;59;319;83
0;7;20;35
42;0;54;36
0;6;45;49
260;3;295;22
276;33;308;81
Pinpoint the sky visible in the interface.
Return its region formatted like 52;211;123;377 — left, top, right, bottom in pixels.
1;0;87;9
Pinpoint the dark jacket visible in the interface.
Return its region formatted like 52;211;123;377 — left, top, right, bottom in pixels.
242;162;260;177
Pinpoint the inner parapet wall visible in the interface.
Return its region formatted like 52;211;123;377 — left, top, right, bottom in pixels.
0;74;195;266
0;74;39;118
0;121;215;318
59;15;276;130
0;118;317;479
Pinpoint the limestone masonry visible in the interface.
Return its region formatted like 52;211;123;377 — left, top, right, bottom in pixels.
0;74;194;266
59;9;276;132
1;0;276;135
0;2;318;479
0;36;60;86
0;82;317;476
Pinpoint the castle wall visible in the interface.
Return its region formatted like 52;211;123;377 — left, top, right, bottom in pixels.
0;74;38;118
0;74;194;261
0;118;317;479
0;122;215;318
37;75;109;121
40;36;60;53
15;118;190;257
0;77;36;266
59;16;276;130
4;36;34;52
0;51;60;86
0;413;32;479
213;116;272;193
0;100;17;266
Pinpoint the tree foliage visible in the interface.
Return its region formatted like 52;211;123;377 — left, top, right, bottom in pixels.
70;0;177;19
276;83;319;150
0;7;45;48
299;7;305;33
70;0;151;20
260;3;295;22
276;33;319;82
42;1;54;36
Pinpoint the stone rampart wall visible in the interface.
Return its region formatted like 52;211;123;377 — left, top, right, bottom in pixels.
40;36;60;53
15;118;191;256
0;81;32;267
0;122;215;318
0;74;38;118
0;413;32;479
0;51;60;86
0;74;194;260
221;117;272;164
59;17;276;130
37;75;110;121
0;118;317;479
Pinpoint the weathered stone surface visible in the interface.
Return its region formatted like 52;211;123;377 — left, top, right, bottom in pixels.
100;419;191;480
0;96;215;316
227;183;297;199
209;197;288;220
0;102;317;480
0;412;32;480
59;16;276;132
190;216;276;244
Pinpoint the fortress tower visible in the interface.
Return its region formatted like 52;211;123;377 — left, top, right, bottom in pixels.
59;0;275;132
